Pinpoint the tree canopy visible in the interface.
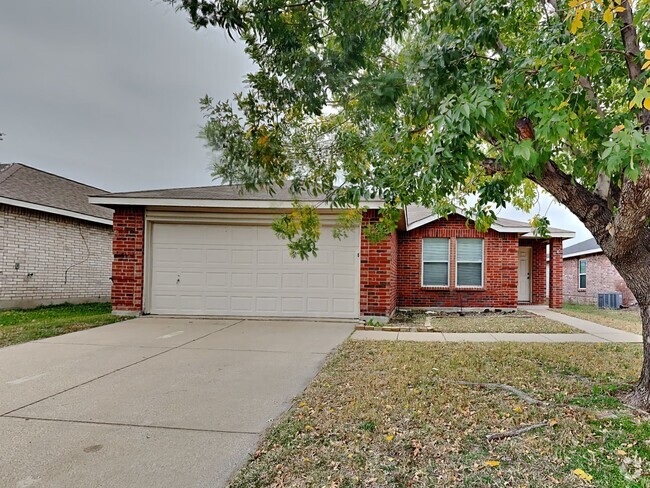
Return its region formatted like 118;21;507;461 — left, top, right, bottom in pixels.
167;0;650;408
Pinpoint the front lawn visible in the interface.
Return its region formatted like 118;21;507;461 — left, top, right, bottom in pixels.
230;340;648;487
560;304;642;335
0;302;126;347
387;310;578;333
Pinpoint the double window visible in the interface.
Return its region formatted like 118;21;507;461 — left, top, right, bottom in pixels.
421;237;484;287
578;259;587;289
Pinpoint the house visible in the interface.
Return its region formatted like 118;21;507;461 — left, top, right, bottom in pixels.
0;163;114;309
89;184;574;319
562;237;635;306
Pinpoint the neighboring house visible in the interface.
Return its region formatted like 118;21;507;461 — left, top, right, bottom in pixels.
562;237;635;306
0;163;114;309
90;185;574;319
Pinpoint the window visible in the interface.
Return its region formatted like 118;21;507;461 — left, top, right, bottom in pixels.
578;259;587;289
456;238;484;287
422;238;449;286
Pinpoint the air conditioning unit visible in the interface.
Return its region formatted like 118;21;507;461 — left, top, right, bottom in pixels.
598;293;622;309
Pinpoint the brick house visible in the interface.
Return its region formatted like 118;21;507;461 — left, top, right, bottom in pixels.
562;237;635;306
90;184;574;319
0;163;114;309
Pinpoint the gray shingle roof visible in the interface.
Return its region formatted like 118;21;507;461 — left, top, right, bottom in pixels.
404;205;572;236
94;182;384;204
0;163;113;221
563;237;601;257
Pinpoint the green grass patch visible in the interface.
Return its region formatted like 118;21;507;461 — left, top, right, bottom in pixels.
561;304;642;334
0;302;126;347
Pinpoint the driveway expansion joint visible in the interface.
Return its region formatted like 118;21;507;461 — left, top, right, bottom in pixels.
3;415;260;435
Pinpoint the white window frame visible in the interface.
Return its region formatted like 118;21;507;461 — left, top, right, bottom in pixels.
455;238;485;288
421;238;450;287
578;258;587;290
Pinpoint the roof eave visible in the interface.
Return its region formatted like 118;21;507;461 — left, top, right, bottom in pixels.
563;248;602;259
0;197;113;225
88;196;384;210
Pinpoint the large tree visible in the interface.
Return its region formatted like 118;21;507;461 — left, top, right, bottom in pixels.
167;0;650;409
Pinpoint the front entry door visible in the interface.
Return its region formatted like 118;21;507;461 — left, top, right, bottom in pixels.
518;247;532;302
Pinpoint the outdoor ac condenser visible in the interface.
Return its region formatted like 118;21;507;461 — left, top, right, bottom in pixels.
598;293;622;309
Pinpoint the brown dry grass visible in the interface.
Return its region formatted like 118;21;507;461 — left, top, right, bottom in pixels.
230;341;649;488
390;311;578;333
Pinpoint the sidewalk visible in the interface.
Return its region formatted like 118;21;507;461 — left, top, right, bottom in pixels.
351;306;643;343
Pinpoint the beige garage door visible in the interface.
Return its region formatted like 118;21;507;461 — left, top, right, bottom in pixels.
148;222;360;318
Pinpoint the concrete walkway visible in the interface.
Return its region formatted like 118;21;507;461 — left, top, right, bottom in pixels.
352;306;642;343
1;317;354;488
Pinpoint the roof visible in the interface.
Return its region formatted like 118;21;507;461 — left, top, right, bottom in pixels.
563;237;602;259
0;163;113;224
404;205;574;238
89;182;383;209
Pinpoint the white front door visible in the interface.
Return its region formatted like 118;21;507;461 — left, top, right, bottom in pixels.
518;247;531;302
148;221;360;318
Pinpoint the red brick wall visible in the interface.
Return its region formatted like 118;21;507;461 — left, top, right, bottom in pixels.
396;215;519;309
360;210;398;317
563;253;635;306
111;207;145;314
519;239;547;305
548;238;563;308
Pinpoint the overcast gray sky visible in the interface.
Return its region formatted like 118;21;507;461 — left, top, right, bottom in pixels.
0;0;590;245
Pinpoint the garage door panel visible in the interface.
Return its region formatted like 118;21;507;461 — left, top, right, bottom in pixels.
281;297;305;313
257;249;281;265
333;274;356;290
281;273;305;288
153;271;178;286
205;296;228;313
149;222;359;318
180;248;204;265
257;273;280;288
230;296;255;313
206;272;228;287
307;274;329;289
232;249;255;265
206;249;229;264
231;273;254;288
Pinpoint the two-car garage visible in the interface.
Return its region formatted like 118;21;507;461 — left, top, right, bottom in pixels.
146;215;361;318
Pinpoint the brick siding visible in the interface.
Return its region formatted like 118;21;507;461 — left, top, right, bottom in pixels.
563;253;635;306
111;206;145;314
397;215;520;309
360;210;398;317
0;204;112;308
548;238;563;308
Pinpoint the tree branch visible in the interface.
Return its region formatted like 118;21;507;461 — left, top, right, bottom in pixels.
483;158;614;245
617;0;642;81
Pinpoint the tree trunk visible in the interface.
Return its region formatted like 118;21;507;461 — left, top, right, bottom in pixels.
625;305;650;410
609;250;650;411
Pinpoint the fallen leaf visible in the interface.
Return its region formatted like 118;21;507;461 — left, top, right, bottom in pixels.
612;124;625;133
485;460;500;467
572;468;593;481
385;435;395;441
616;449;627;456
549;418;559;427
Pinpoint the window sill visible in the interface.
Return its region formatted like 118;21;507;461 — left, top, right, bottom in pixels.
455;286;486;291
578;289;586;292
421;285;450;290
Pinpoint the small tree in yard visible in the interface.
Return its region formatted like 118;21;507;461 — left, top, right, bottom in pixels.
166;0;650;409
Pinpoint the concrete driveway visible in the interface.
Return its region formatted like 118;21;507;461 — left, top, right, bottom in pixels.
0;317;354;488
